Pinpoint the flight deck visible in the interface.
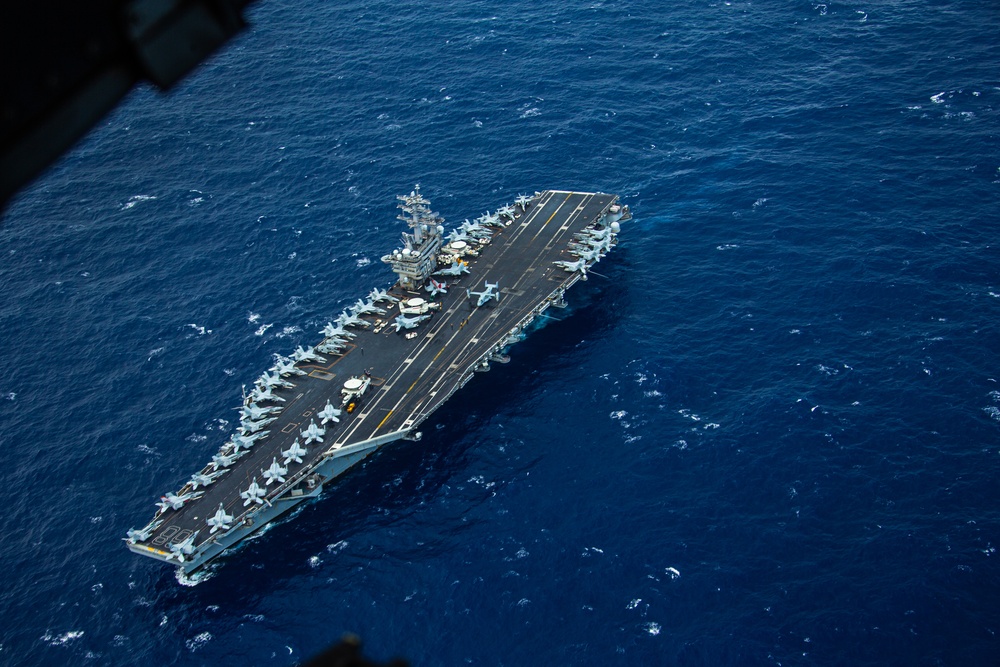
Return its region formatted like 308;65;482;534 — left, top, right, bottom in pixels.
126;188;630;573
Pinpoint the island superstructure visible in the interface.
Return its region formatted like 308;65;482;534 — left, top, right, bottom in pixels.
126;187;630;573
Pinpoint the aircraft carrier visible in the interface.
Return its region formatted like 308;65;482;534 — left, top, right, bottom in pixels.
126;187;630;574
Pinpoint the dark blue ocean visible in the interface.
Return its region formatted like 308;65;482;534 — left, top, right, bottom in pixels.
2;0;999;663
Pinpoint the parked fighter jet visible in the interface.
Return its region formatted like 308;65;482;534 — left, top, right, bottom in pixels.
293;345;326;364
435;260;470;277
369;287;399;303
272;354;307;377
190;470;225;489
393;313;431;332
318;401;342;424
569;246;603;263
157;490;203;512
350;298;386;317
468;281;500;307
251;385;285;404
167;532;199;563
515;194;533;209
317;339;347;354
459;219;491;239
497;204;516;219
575;225;615;243
206;505;234;534
229;431;266;453
241;415;276;434
282;440;307;465
554;258;589;275
301;421;326;445
447;228;470;244
238;403;281;421
336;311;370;329
262;457;288;485
325;323;357;341
425;277;448;297
243;403;282;421
257;370;294;390
126;518;162;543
240;479;267;506
211;452;240;470
320;324;354;343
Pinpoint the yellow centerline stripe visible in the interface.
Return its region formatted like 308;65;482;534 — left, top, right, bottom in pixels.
532;193;573;242
376;410;394;430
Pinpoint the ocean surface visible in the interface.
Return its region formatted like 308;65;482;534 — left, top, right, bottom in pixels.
2;0;999;664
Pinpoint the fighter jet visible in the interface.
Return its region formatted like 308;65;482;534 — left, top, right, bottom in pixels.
211;451;240;470
349;298;386;317
554;258;589;275
262;457;288;486
393;313;431;332
126;518;162;543
157;490;203;512
425;277;448;297
317;339;347;354
206;505;234;534
467;281;500;307
569;246;603;263
369;287;399;304
573;233;612;254
435;260;470;277
238;402;281;421
318;401;342;424
240;479;267;506
320;323;355;342
272;354;307;377
335;311;370;329
189;470;225;489
241;415;276;434
282;440;308;465
497;204;516;219
229;431;266;453
515;194;533;209
167;531;199;563
257;370;294;390
292;345;326;364
446;228;470;244
459;219;491;239
251;385;285;404
575;225;615;243
325;322;357;340
301;420;326;445
481;211;502;227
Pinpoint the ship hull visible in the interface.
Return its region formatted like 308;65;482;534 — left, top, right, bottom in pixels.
126;190;630;574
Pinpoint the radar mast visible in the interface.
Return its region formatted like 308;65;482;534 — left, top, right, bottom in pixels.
381;184;445;290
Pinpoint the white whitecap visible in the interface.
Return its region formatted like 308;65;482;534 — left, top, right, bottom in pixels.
185;631;212;651
41;630;84;646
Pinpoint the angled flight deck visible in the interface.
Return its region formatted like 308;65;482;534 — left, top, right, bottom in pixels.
127;188;630;573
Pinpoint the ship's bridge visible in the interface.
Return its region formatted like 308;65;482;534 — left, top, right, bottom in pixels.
381;185;445;290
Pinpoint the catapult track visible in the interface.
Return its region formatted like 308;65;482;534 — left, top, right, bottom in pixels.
127;189;628;573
